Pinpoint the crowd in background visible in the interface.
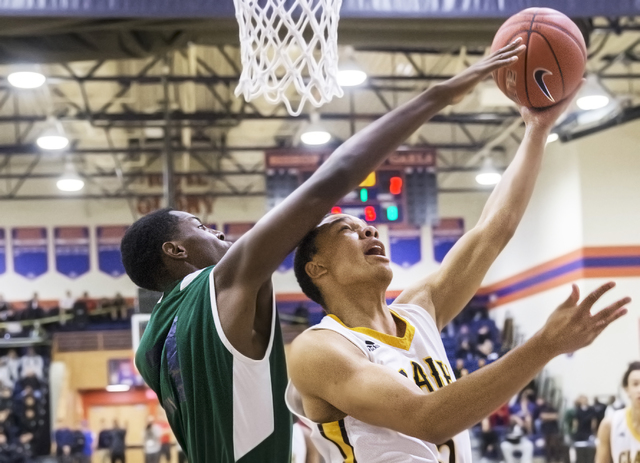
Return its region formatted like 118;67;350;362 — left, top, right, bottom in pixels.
0;347;49;463
0;292;133;339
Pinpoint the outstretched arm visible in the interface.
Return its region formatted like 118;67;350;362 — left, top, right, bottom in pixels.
214;41;526;354
394;82;584;330
290;283;627;443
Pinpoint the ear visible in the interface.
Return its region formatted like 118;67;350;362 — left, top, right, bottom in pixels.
162;241;188;260
305;260;327;280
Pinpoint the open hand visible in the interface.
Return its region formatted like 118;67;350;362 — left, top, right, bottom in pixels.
519;79;585;131
541;282;629;356
438;38;526;105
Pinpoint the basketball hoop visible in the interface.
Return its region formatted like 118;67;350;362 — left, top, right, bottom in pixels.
233;0;344;116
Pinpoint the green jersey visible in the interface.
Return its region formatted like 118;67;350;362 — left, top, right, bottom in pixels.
135;266;292;462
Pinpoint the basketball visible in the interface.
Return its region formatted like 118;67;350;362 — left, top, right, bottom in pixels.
491;8;587;108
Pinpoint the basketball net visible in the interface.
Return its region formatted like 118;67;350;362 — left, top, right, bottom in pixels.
233;0;344;116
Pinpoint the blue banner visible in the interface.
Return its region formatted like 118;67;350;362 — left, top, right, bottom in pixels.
54;227;90;279
432;218;465;263
0;229;5;275
12;227;48;279
389;227;421;268
97;226;128;278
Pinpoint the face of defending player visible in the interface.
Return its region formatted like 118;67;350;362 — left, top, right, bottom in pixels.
307;214;393;297
625;370;640;407
165;211;232;269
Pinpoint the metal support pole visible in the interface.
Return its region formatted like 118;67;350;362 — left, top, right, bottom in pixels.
162;56;176;208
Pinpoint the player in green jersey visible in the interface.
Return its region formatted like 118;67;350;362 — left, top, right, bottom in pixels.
120;40;526;463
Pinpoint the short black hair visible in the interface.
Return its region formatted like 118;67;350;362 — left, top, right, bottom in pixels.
622;361;640;388
294;226;325;307
121;208;181;292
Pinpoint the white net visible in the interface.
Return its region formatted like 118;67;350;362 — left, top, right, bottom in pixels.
233;0;344;116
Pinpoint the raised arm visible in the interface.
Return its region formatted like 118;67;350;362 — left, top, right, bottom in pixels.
213;41;526;354
394;82;584;330
216;41;525;290
290;283;627;443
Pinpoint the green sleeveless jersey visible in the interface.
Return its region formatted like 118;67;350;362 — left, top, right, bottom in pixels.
135;266;292;462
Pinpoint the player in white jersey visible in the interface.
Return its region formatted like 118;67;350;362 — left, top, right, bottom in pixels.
286;75;630;461
596;362;640;463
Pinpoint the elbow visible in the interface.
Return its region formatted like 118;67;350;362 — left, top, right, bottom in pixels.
416;427;452;445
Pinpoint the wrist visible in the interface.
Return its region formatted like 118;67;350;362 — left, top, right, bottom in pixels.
524;123;551;140
529;329;560;359
427;83;456;107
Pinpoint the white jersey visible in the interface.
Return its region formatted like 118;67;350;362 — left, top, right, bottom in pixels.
610;408;640;463
286;303;472;463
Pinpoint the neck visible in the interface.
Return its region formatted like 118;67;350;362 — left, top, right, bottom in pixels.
631;404;640;427
323;282;397;335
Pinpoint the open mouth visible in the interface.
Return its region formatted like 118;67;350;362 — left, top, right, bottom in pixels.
365;245;386;257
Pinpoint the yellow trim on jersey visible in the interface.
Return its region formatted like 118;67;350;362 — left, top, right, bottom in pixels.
626;407;640;443
328;310;415;351
319;420;357;463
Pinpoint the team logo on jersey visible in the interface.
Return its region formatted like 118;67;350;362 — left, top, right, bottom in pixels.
365;340;380;352
533;68;555;102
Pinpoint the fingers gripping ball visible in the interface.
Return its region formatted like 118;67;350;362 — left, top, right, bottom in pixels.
491;8;587;108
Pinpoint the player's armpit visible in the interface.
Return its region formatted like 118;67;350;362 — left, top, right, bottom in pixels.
594;417;612;463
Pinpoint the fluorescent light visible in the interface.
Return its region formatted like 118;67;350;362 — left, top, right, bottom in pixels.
337;69;367;87
106;385;130;392
476;157;502;186
546;133;559;144
301;130;331;145
37;135;69;150
7;71;46;89
576;95;609;111
56;176;85;192
475;172;502;186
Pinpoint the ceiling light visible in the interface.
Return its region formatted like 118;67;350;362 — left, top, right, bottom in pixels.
337;69;367;87
57;162;84;192
301;113;331;145
546;132;559;144
7;71;46;89
576;95;610;111
37;135;69;151
337;47;367;87
475;157;502;186
106;385;130;392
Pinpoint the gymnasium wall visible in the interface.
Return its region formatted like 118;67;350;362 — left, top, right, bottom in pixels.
482;120;640;401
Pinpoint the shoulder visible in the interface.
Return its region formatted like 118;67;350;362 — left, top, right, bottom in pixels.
288;329;367;388
598;416;612;439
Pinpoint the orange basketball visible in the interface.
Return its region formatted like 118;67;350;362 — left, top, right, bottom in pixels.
491;8;587;109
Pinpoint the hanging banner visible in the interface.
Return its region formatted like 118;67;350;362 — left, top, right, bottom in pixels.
432;218;465;263
54;227;90;279
97;226;128;278
0;229;5;275
389;226;422;268
12;227;48;279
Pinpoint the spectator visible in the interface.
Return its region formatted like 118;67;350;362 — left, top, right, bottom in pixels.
456;339;473;360
113;293;128;321
72;296;89;329
109;420;127;463
489;402;510;428
22;293;44;320
71;425;86;463
510;389;536;435
79;420;95;463
4;350;20;384
477;358;487;369
501;420;534;463
453;358;465;379
0;295;12;321
477;324;492;345
156;412;172;462
0;357;13;389
54;420;74;463
537;398;563;463
593;397;607;430
604;395;625;419
59;291;75;327
476;339;495;360
480;417;500;460
572;394;596;442
20;347;44;381
0;386;11;412
96;419;112;463
143;417;162;463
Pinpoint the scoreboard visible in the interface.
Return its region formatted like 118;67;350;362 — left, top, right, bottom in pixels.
266;149;438;226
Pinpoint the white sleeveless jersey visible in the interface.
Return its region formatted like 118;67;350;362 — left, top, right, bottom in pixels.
610;408;640;463
286;303;472;463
